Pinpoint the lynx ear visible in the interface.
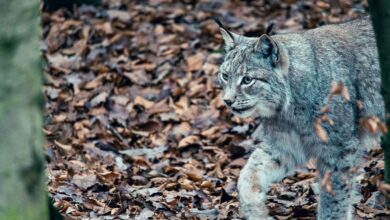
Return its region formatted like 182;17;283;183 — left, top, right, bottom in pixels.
255;34;280;66
214;18;239;50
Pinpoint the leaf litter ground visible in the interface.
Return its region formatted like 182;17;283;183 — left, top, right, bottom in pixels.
42;0;390;219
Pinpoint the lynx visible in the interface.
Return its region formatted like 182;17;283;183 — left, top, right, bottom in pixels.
216;16;385;220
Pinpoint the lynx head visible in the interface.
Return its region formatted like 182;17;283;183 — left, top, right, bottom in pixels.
217;21;290;118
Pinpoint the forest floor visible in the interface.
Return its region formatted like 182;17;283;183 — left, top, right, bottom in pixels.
42;0;390;219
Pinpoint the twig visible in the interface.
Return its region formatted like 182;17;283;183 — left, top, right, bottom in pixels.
106;124;127;145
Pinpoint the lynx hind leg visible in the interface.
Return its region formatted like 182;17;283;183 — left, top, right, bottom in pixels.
315;91;364;219
317;141;359;220
238;148;293;220
355;50;385;121
318;168;356;220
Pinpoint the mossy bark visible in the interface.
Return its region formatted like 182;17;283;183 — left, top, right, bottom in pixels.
368;1;390;184
0;1;48;219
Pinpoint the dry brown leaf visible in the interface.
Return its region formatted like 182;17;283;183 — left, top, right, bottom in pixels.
134;96;155;109
154;24;164;35
46;53;81;73
328;81;350;101
320;105;329;114
84;74;106;89
321;115;335;126
98;170;121;185
201;126;220;138
202;62;219;75
316;1;330;9
186;53;205;72
321;171;334;195
378;121;388;133
341;85;351;101
72;173;97;190
53;114;67;123
178;135;199;148
378;183;390;198
182;164;204;181
214;162;225;179
200;180;214;190
132;63;157;71
164;182;178;190
90;92;109;107
360;116;381;134
107;9;131;22
188;83;205;97
329;81;343;95
54;140;73;152
179;178;195;190
314;119;329;143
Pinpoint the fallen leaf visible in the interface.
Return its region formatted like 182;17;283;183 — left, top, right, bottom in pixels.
178;135;200;148
134;96;155;109
72;173;97;190
314;118;329;143
186;53;205;72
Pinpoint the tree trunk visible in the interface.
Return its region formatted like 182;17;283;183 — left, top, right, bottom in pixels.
0;1;49;219
368;1;390;184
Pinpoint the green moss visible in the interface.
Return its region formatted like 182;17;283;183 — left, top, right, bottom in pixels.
0;0;49;219
0;204;48;220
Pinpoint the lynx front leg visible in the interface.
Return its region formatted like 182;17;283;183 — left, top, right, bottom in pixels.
238;148;293;220
315;95;362;220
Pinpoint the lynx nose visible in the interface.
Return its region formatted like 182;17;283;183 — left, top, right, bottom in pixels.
224;98;234;106
223;90;236;107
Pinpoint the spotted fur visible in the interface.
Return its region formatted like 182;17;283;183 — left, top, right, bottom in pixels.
218;16;384;220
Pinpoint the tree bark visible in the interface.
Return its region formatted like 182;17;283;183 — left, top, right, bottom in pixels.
0;1;49;219
368;1;390;184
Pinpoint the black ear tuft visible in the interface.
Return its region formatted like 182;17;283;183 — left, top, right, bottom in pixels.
266;23;275;35
214;17;238;50
213;17;235;42
213;17;224;28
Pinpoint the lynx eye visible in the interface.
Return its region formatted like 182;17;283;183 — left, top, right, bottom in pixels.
221;73;229;81
241;76;254;85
